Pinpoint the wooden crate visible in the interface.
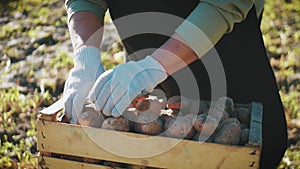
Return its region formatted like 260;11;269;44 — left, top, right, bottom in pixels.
37;99;262;169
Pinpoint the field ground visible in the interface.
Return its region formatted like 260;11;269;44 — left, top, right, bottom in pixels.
0;0;299;168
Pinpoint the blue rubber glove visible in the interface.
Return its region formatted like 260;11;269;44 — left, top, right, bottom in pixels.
63;46;105;123
87;56;168;117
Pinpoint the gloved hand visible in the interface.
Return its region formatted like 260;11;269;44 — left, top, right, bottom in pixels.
63;46;105;123
87;56;168;117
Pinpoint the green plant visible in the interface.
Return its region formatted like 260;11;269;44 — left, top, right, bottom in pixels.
0;87;54;168
49;52;74;70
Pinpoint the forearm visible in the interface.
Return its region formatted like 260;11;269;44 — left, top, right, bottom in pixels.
174;1;256;59
68;11;104;51
151;33;198;75
152;0;259;75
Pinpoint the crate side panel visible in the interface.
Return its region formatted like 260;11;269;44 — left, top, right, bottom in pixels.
37;121;260;169
38;156;111;169
249;102;263;145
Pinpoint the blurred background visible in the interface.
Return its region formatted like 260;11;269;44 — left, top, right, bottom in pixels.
0;0;299;168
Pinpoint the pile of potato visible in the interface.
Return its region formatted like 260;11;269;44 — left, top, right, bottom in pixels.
77;95;251;146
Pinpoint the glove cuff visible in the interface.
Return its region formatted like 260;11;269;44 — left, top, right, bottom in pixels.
74;45;100;65
138;56;168;91
73;45;105;77
139;55;168;75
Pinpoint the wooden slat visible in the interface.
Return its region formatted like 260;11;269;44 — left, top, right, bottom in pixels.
248;102;263;146
38;98;65;122
38;156;112;169
40;98;64;115
37;121;260;169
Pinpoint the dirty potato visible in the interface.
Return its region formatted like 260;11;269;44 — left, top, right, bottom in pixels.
239;128;250;145
213;118;241;145
184;114;197;123
101;116;130;132
134;112;163;135
166;95;190;111
193;114;219;136
193;132;214;142
77;105;104;128
164;116;195;139
207;107;229;123
214;96;236;118
136;97;166;115
187;99;210;115
235;107;251;128
130;94;149;107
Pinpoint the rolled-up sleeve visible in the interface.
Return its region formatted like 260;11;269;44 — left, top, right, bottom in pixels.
175;0;257;58
65;0;108;22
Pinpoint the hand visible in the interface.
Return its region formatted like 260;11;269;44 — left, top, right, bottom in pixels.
63;46;105;123
87;56;168;117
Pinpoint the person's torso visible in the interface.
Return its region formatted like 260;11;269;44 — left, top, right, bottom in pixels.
106;0;198;61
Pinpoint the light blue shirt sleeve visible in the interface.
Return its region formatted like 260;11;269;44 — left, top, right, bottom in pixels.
175;0;264;58
65;0;108;22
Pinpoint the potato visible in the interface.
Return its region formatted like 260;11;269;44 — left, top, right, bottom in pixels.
136;97;166;115
166;95;189;111
101;116;130;132
235;107;251;127
213;118;241;145
77;105;104;128
122;109;138;131
184;114;197;123
239;128;250;145
193;114;219;136
130;94;149;107
135;99;151;112
122;109;138;121
198;105;210;115
164;116;195;139
193;132;214;142
192;114;206;132
187;99;209;115
214;96;236;118
134;112;163;135
207;107;229;123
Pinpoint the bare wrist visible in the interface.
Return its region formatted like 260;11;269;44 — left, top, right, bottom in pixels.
152;33;198;75
68;12;104;52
